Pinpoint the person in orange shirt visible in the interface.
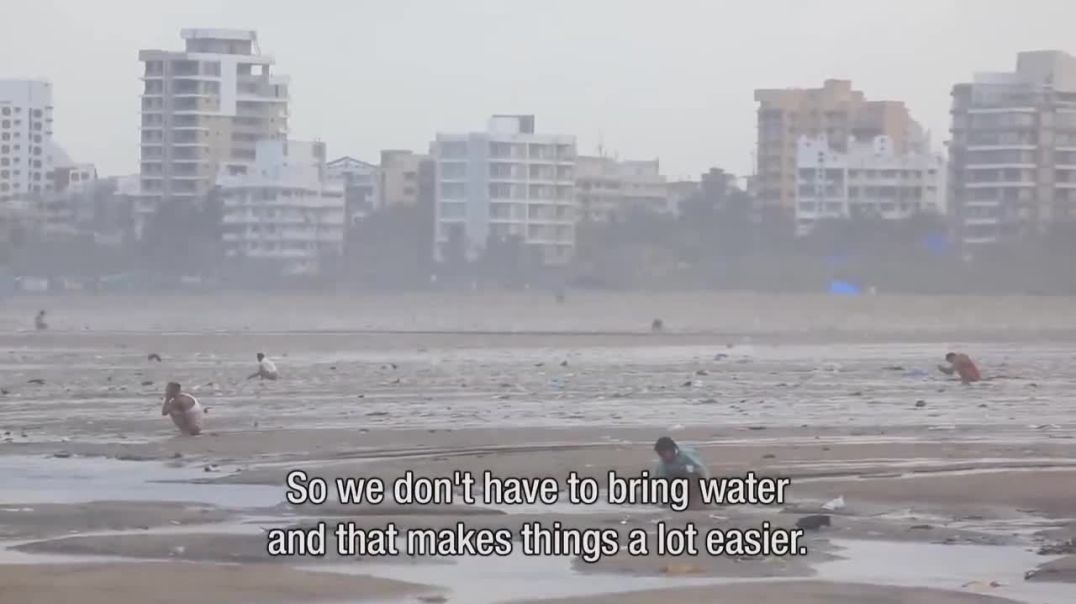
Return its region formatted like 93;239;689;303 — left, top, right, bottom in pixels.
939;352;981;384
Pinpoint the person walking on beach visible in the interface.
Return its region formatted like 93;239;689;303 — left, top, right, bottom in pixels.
161;382;205;436
34;310;47;331
938;352;981;384
248;352;278;381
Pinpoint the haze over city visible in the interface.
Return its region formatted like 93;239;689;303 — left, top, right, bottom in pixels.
2;0;1074;178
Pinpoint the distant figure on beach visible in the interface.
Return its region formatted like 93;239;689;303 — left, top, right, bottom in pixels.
938;352;981;384
248;352;278;381
161;382;204;436
651;318;664;333
34;310;47;331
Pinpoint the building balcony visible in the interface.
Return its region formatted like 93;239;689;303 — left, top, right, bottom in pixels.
964;181;1035;188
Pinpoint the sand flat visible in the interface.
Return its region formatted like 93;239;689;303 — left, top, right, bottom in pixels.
514;581;1020;603
0;562;424;604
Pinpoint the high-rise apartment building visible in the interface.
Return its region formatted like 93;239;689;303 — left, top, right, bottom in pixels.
138;29;288;232
575;155;668;222
0;80;53;201
949;50;1076;246
431;115;577;265
755;79;924;215
795;135;945;235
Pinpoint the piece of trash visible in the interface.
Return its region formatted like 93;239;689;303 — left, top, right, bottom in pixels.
698;398;717;405
1038;539;1076;555
909;524;933;530
714;353;729;361
681;380;693;387
366;411;389;417
883;365;905;371
560;360;568;367
695;369;709;376
147;353;162;362
915;400;927;408
417;595;449;604
762;453;776;459
822;495;845;511
27;379;45;385
203;464;218;472
661;562;701;576
53;451;72;459
141;380;153;387
961;580;1002;590
651;318;664;332
796;515;831;530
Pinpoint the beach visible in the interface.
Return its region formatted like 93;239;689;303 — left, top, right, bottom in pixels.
0;291;1074;603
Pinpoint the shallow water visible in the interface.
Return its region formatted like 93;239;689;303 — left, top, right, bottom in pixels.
0;455;279;507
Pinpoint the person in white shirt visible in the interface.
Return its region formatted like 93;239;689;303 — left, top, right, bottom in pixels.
161;382;205;436
248;352;278;381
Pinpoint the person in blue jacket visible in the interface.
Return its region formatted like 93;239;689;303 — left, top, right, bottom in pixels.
654;436;709;508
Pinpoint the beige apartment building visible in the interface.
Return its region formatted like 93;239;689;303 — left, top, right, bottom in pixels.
949;50;1076;246
754;79;924;215
137;29;288;234
575;155;668;222
379;149;425;207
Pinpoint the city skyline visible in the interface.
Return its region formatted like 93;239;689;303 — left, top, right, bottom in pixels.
2;0;1074;180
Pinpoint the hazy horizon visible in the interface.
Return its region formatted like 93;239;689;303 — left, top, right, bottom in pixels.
2;0;1073;180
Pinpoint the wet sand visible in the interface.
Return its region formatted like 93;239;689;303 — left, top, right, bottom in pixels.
0;562;422;604
518;582;1022;603
1;292;1075;602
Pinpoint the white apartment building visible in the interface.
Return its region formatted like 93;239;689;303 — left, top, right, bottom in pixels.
795;135;945;235
432;115;576;265
0;80;53;201
950;51;1076;246
218;140;345;276
575;155;668;222
138;29;288;235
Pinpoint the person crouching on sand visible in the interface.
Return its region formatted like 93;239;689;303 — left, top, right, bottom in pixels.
654;436;709;508
248;352;278;381
938;352;981;384
161;382;205;436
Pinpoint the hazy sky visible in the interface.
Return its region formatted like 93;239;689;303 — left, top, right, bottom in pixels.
1;0;1073;179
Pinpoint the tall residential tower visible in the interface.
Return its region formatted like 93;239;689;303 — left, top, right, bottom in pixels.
0;80;53;201
137;29;288;231
949;50;1076;246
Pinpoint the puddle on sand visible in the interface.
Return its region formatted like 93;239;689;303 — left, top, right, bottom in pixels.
0;455;280;508
307;551;742;604
307;539;1076;604
817;539;1076;604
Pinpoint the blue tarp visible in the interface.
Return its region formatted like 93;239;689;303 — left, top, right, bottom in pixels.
829;280;861;296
